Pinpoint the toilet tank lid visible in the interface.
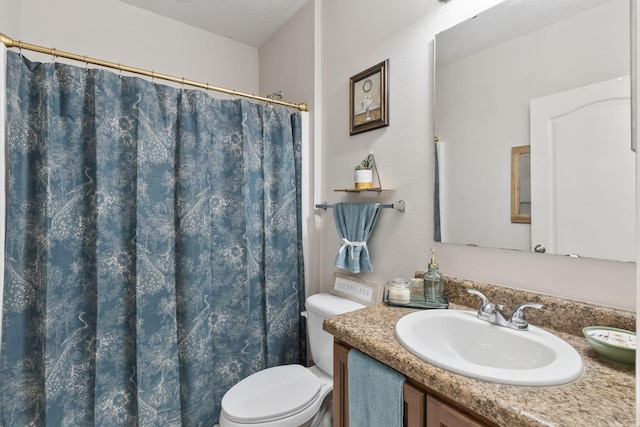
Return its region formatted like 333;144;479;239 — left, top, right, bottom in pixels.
305;293;365;317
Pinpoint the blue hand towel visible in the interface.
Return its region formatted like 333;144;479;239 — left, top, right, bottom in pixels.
348;349;405;427
333;202;380;273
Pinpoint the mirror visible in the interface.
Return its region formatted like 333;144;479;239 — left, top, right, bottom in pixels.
434;0;635;262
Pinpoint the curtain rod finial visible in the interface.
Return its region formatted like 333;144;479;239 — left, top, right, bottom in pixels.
0;33;15;48
298;103;309;112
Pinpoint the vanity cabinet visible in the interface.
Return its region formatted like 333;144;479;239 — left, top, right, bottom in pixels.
333;341;490;427
426;395;486;427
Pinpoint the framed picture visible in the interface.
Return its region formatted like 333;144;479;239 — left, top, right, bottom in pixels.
330;272;384;307
510;145;531;224
349;60;389;135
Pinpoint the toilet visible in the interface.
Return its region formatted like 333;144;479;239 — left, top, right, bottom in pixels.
219;293;365;427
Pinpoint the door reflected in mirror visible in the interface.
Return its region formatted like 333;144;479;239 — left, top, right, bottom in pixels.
434;0;635;262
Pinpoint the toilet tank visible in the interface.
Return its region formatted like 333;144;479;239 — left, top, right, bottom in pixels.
305;293;365;376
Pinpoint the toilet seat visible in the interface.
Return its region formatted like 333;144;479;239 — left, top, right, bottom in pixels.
221;364;325;425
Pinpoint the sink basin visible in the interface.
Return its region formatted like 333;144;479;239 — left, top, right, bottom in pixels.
395;310;584;386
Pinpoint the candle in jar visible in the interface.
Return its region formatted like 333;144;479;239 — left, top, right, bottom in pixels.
388;279;411;305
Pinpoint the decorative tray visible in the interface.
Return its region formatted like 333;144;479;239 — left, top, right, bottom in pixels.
385;293;449;309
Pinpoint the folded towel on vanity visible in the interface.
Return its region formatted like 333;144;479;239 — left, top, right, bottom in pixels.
347;349;405;427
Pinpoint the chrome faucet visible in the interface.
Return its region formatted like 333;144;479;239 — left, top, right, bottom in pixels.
466;289;543;331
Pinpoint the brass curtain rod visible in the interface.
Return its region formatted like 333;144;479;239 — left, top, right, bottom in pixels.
0;33;309;112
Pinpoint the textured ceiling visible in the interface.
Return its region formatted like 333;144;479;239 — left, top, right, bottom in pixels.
118;0;310;47
436;0;612;67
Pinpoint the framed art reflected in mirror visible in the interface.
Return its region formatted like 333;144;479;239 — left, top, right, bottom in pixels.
511;145;531;224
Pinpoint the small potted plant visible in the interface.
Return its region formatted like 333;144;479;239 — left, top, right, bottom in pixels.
354;157;374;189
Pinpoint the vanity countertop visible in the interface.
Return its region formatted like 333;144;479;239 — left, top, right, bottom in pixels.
323;303;635;427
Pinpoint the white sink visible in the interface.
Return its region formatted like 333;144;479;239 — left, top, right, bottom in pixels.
395;310;584;386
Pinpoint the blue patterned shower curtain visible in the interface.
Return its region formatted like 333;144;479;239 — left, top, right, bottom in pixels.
434;142;441;242
0;51;305;426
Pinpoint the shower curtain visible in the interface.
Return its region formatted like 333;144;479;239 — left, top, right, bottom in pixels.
434;141;441;242
0;50;305;426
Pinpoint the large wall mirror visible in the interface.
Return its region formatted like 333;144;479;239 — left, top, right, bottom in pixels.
434;0;635;263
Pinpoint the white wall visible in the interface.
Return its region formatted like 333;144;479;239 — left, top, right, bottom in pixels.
3;0;259;94
316;0;636;310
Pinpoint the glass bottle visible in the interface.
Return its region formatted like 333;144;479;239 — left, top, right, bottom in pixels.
423;249;443;302
409;278;425;302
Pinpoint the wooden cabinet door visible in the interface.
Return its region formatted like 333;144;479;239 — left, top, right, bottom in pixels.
333;341;350;427
403;382;426;427
426;395;486;427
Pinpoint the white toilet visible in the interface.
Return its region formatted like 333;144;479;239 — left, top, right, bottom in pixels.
218;293;364;427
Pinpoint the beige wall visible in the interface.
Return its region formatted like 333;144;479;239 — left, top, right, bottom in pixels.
2;0;259;94
259;2;318;295
0;0;21;37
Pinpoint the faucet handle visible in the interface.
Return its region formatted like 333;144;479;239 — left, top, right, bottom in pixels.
509;302;544;330
466;289;495;314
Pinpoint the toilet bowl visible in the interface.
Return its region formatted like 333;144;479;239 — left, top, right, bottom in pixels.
218;364;331;427
218;293;365;427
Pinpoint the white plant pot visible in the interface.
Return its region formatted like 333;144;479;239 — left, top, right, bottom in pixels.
354;169;373;189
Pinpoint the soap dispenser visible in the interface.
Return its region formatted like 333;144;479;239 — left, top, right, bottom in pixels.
424;249;444;302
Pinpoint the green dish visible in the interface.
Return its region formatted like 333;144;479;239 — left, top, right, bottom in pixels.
582;326;636;367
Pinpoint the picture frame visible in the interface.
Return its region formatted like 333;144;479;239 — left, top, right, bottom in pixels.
330;272;384;307
349;60;389;135
510;145;531;224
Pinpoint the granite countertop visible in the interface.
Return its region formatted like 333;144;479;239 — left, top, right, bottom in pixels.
324;303;636;427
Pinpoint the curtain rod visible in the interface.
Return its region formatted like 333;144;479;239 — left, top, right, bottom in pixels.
0;33;309;112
